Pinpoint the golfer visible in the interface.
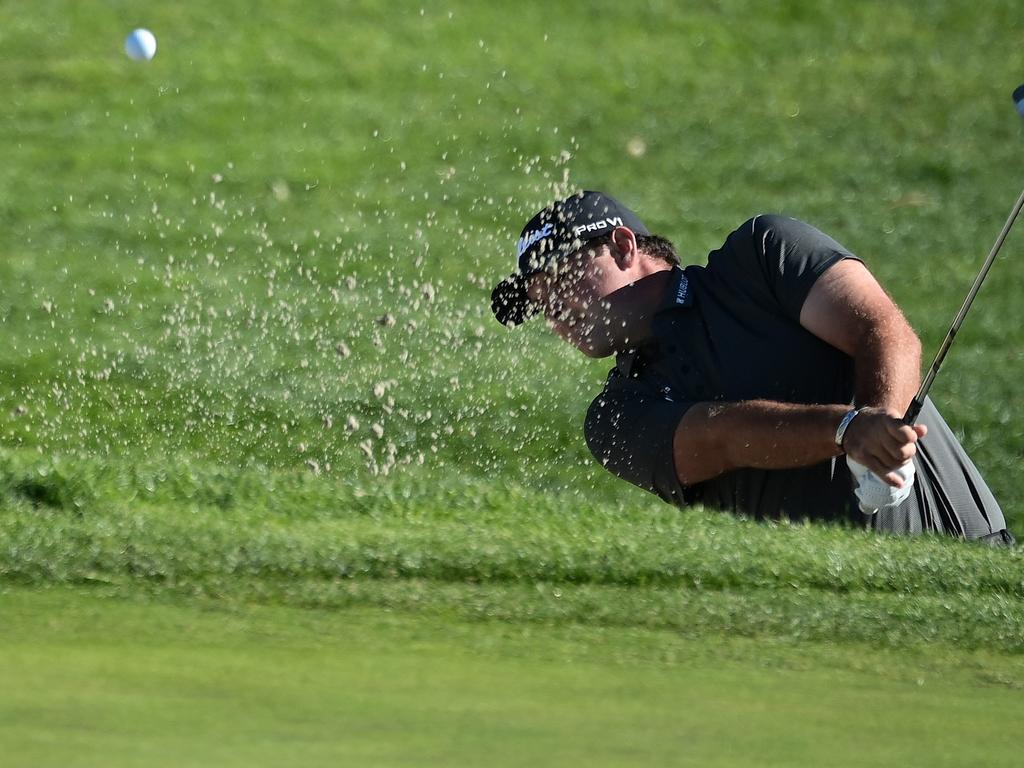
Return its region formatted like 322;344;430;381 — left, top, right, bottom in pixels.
491;191;1014;544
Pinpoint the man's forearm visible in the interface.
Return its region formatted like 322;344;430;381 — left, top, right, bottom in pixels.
674;400;849;484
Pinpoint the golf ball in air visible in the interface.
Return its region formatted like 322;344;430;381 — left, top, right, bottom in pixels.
124;29;157;61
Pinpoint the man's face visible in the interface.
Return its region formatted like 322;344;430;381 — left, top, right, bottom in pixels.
525;241;621;357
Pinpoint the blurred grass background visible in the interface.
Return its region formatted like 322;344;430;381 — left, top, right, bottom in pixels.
1;0;1022;507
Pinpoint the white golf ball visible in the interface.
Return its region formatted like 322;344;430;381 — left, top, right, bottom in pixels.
124;29;157;62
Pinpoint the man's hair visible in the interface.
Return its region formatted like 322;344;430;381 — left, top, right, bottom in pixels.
585;233;680;267
636;234;680;267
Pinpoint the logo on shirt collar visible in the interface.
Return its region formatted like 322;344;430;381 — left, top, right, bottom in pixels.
674;273;691;306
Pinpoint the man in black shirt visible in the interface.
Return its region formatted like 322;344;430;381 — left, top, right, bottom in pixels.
491;190;1013;543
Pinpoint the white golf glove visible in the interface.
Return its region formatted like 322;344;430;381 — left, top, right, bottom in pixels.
846;457;915;514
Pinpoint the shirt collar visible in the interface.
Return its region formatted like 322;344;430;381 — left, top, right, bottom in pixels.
655;266;693;314
614;267;691;377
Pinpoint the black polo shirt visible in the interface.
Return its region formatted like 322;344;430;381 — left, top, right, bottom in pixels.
584;215;1009;539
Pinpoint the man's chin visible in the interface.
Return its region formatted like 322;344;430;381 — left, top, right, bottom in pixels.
571;335;615;359
548;321;615;358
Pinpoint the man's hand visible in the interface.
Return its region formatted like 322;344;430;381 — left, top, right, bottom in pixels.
841;407;927;487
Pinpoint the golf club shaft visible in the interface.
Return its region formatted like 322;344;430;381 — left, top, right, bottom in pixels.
903;185;1024;424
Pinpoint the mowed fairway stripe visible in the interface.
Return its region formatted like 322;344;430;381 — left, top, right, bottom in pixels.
0;587;1020;768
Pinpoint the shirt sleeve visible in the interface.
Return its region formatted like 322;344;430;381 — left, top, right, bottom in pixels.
584;377;696;507
710;215;863;321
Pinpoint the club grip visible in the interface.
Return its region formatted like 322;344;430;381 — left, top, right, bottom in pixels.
903;397;924;425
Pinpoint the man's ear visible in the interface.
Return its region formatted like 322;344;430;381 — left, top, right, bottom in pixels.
609;226;639;269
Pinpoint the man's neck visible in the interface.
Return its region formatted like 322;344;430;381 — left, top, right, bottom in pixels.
604;267;675;352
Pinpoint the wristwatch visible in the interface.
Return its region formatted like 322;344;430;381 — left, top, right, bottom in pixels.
834;408;861;449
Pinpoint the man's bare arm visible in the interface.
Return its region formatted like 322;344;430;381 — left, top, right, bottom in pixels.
799;258;922;413
798;258;926;482
672;401;849;485
673;259;926;488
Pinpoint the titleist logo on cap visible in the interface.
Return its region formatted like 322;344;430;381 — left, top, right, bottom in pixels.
517;223;554;257
517;216;625;257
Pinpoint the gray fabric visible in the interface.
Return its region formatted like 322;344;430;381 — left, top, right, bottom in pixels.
584;215;1009;539
872;398;1008;538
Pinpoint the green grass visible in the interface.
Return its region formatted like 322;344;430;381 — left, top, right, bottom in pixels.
3;451;1024;654
2;0;1024;763
3;586;1023;768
